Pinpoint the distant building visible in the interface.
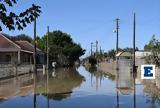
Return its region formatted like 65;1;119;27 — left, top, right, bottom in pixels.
0;33;45;65
135;51;151;58
116;51;132;59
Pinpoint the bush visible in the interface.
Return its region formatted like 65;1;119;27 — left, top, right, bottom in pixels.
89;56;97;66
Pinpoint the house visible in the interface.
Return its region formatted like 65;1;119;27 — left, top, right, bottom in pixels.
135;51;151;58
116;51;132;59
0;33;45;65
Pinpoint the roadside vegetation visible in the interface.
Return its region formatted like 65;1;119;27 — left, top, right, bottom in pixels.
36;30;85;67
144;35;160;67
4;31;86;67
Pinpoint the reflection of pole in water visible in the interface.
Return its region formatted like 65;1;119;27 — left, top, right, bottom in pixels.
33;73;37;108
100;73;102;87
133;73;136;108
91;72;93;87
116;90;119;108
46;70;49;108
34;93;37;108
116;60;119;108
96;75;98;91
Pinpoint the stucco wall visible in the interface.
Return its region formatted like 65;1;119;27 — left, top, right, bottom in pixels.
0;64;33;79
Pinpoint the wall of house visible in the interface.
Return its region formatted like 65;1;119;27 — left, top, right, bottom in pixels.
0;64;33;79
135;51;151;58
20;52;33;64
0;52;18;64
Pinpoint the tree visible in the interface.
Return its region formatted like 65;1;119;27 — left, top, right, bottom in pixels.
37;30;86;67
144;35;160;66
107;49;116;60
0;0;41;31
3;33;33;42
88;56;97;66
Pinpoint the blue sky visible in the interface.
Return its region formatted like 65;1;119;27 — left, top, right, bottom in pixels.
2;0;160;56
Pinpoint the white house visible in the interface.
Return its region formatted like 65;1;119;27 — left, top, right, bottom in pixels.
135;51;151;58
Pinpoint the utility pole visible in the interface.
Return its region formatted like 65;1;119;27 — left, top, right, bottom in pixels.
96;40;98;54
133;13;136;73
33;12;37;74
47;26;49;70
115;18;120;54
100;46;102;56
91;42;93;56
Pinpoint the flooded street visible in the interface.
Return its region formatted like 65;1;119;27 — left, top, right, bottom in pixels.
0;60;160;108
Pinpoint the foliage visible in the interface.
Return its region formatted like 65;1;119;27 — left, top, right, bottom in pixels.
88;56;97;66
144;35;160;66
119;47;139;53
37;30;86;66
106;49;116;60
42;93;71;101
4;33;33;42
0;0;41;31
36;36;45;50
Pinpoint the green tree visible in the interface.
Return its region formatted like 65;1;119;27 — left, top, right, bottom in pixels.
0;0;41;31
3;33;33;42
107;49;116;60
37;30;85;66
144;35;160;66
88;56;97;66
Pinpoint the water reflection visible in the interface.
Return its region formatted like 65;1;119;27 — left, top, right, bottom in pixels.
143;77;160;107
115;59;136;108
0;67;84;106
0;74;34;100
117;59;134;95
85;66;115;89
115;58;160;108
1;59;160;108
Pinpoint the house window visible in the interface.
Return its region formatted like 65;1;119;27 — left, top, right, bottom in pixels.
5;55;11;62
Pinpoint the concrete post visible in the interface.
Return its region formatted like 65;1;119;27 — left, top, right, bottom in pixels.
18;51;20;65
43;65;46;75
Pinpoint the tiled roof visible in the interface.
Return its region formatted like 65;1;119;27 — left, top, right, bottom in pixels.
15;41;41;53
0;34;20;50
0;33;42;53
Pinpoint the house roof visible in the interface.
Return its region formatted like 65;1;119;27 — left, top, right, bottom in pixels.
15;41;41;53
0;33;42;54
116;51;132;57
0;34;20;52
117;87;133;95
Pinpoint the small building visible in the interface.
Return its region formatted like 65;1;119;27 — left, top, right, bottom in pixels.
116;51;132;59
0;33;44;65
135;51;151;58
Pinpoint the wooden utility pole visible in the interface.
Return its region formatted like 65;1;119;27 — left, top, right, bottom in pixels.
133;13;136;72
33;12;37;74
96;40;98;54
91;42;93;56
116;18;120;54
47;26;49;70
100;46;101;54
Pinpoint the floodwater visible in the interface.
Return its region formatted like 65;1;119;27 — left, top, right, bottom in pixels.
0;59;160;108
